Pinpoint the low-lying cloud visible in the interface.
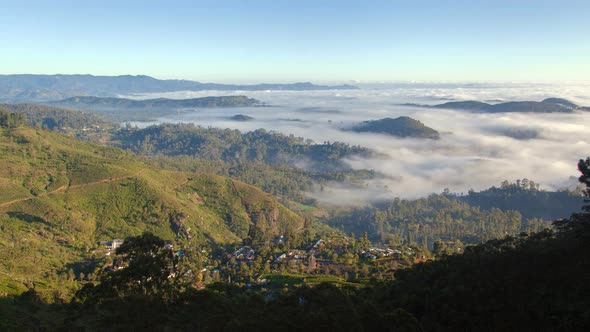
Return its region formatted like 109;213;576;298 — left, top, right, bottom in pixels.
120;82;590;204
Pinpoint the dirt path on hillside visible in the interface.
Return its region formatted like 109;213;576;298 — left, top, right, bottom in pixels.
0;175;134;209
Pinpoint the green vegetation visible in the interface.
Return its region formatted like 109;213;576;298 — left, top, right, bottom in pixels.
4;210;588;330
423;97;589;113
0;103;115;141
350;116;440;139
327;192;552;248
259;273;361;287
113;123;378;204
114;123;371;168
0;109;26;128
54;95;260;108
0;123;304;300
457;178;584;220
1;104;589;330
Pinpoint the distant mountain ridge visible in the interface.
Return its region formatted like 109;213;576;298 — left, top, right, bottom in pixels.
405;97;590;113
51;95;261;109
0;74;359;101
350;116;440;139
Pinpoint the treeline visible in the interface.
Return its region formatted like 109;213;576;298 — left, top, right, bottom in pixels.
455;178;584;220
0;103;115;141
0;108;26;128
328;193;551;248
113;123;372;170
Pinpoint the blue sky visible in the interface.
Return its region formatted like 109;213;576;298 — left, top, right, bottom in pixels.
1;0;589;82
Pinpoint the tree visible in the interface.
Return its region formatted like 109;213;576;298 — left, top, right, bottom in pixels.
578;158;590;212
553;158;590;242
77;233;184;303
0;109;26;128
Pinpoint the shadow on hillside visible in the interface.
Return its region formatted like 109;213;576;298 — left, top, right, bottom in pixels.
7;212;50;226
0;291;65;330
64;258;101;278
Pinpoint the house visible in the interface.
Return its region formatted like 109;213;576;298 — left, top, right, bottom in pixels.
111;239;124;249
275;253;287;263
99;238;125;251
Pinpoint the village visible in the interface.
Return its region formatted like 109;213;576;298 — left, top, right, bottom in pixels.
92;232;428;288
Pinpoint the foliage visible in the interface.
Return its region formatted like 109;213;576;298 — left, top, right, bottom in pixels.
351;116;440;139
114;123;371;170
457;178;584;220
0;125;304;298
328;193;550;248
0;109;27;128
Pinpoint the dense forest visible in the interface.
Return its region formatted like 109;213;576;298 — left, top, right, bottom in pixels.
327;193;549;248
350;116;441;139
456;179;584;220
114;123;373;171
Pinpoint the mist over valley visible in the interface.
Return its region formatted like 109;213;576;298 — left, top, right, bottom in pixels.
105;83;590;203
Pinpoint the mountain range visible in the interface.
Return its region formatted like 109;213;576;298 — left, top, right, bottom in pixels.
0;74;359;101
51;95;261;109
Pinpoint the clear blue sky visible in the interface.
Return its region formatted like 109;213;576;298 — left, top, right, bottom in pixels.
1;0;589;83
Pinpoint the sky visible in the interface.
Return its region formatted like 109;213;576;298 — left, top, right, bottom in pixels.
1;0;589;83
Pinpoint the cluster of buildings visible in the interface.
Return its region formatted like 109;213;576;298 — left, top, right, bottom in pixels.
229;237;326;268
361;247;404;260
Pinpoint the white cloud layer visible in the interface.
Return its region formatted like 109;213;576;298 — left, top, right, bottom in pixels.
120;82;590;204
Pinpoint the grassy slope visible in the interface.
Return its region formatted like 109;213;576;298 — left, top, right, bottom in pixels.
0;127;303;297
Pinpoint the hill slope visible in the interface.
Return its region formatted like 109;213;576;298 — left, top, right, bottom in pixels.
0;123;303;295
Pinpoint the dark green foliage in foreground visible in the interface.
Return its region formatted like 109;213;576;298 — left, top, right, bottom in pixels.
11;157;590;331
76;233;181;302
8;210;589;331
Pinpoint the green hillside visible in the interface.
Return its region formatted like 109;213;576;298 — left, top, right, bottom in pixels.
0;122;303;298
351;116;440;139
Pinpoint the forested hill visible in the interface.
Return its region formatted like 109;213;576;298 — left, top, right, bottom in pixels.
0;103;115;135
328;180;583;248
0;74;358;101
408;97;589;113
113;123;373;170
350;116;440;139
456;179;584;220
52;95;261;109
